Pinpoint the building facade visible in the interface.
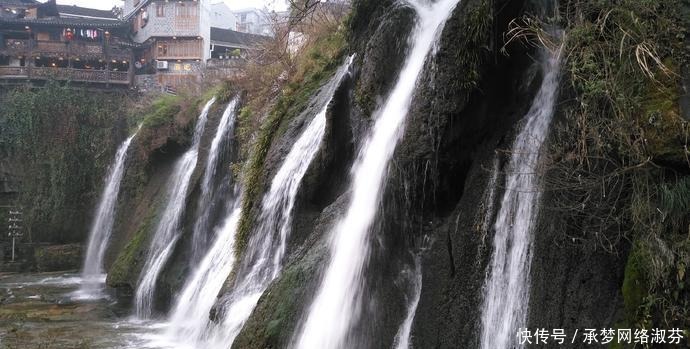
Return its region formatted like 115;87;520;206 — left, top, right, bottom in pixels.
123;0;265;91
233;8;271;36
210;1;236;30
0;0;134;86
0;0;266;91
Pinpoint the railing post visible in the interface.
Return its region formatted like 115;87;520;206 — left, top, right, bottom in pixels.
67;41;72;68
129;51;135;86
105;33;110;87
27;38;33;80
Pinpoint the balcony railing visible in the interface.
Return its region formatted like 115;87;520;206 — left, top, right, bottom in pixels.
0;66;130;84
2;39;29;55
35;41;68;55
0;66;28;77
1;39;130;60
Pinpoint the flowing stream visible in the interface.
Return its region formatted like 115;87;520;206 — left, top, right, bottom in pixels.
201;57;354;348
293;1;461;348
134;98;216;319
190;97;240;263
479;41;562;349
75;127;139;300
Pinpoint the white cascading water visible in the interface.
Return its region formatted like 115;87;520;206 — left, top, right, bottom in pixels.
157;97;241;346
190;97;240;263
134;98;216;319
472;155;501;265
162;204;242;347
205;56;354;348
293;1;461;348
479;42;562;349
75;128;139;300
392;257;423;349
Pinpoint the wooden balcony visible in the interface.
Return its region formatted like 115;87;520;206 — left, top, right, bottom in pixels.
1;39;130;60
2;39;29;55
0;66;130;84
0;66;29;77
155;39;202;60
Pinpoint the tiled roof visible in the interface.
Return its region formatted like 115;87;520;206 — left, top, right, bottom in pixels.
0;0;38;6
0;15;128;28
123;0;152;21
210;27;266;47
56;5;118;20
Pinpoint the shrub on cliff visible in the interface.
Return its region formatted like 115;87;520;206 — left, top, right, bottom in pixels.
540;0;689;331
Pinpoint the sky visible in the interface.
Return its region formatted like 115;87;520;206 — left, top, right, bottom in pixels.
54;0;288;11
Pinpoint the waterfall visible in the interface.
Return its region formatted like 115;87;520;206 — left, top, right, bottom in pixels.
294;1;460;348
75;127;139;300
474;155;501;263
190;97;240;263
203;56;354;348
163;203;242;346
479;42;562;349
392;257;423;349
160;97;241;345
134;98;216;319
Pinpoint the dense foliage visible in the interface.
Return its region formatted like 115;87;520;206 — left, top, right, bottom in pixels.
546;0;690;333
0;83;130;243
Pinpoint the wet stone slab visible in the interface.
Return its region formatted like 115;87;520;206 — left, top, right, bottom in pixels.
0;272;164;349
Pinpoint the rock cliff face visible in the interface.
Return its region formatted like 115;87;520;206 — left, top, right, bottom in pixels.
229;0;553;347
106;96;239;312
0;86;129;245
2;0;687;345
225;0;689;348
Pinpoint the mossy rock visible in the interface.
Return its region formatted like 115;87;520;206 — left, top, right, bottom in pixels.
234;27;346;259
34;244;82;272
639;62;690;164
142;95;183;129
621;241;651;325
0;82;130;243
106;206;156;290
232;261;312;349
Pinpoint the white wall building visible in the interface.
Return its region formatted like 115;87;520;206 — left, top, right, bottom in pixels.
210;1;237;30
232;8;271;36
122;0;211;60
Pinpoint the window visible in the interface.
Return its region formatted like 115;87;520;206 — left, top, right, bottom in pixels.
157;43;168;56
141;10;149;28
175;2;198;31
156;3;164;17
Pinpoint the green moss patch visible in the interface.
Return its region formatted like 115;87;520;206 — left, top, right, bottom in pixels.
106;206;157;289
0;81;130;243
141;95;183;129
234;26;346;259
622;242;651;324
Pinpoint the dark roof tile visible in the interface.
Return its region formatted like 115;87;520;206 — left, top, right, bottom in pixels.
0;0;38;6
0;15;127;28
210;27;267;47
56;5;117;20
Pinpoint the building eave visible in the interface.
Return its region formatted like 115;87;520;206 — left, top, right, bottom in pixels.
0;16;128;28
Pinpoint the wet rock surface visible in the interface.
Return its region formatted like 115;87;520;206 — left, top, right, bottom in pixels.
0;272;153;349
34;244;83;272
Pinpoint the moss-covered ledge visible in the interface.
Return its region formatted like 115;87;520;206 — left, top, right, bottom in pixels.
233;25;347;260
